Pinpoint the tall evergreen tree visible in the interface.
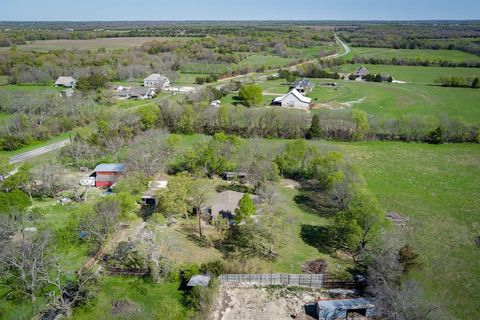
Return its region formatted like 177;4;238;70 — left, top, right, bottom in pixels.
307;114;322;139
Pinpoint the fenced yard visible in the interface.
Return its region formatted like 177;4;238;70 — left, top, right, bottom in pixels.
219;273;325;288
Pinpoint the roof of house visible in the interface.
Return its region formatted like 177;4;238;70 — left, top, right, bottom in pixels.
317;298;376;314
55;76;76;86
93;163;126;173
144;73;168;82
129;87;154;96
355;66;369;76
273;89;312;104
211;191;258;217
293;78;313;88
187;274;211;287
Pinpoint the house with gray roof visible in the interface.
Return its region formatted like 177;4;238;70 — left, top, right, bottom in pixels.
55;76;77;88
272;89;312;110
144;74;170;88
208;190;259;220
291;78;314;94
316;298;378;320
354;66;369;78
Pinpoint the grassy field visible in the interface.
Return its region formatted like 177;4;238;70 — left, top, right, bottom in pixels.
0;37;195;51
345;47;480;63
72;276;190;320
252;77;480;121
339;64;480;84
326;141;480;319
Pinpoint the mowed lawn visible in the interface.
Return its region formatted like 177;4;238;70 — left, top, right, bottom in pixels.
339;64;480;84
309;79;480;121
325;141;480;319
345;47;480;63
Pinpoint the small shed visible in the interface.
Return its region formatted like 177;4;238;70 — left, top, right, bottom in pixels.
210;100;221;108
141;177;169;206
187;274;211;287
60;88;74;98
316;298;378;320
209;190;259;220
90;163;126;188
55;76;77;88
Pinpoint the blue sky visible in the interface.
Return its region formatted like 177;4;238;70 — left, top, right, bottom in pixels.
1;0;479;21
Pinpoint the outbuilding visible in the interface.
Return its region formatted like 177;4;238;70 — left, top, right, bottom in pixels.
316;298;378;320
208;190;259;220
291;78;314;94
90;163;126;188
141;176;169;206
55;76;77;88
272;89;312;110
354;66;369;78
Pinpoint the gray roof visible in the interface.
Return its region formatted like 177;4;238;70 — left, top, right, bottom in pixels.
187;274;211;287
211;191;258;218
293;78;313;88
144;73;168;82
93;163;126;173
55;76;77;86
317;298;377;319
355;66;369;76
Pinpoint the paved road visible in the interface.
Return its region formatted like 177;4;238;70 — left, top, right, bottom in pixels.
9;139;71;164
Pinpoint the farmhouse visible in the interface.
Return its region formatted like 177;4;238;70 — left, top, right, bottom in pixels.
272;89;312;110
55;76;77;88
209;190;259;219
291;78;314;94
354;66;369;77
316;298;378;320
144;74;170;88
90;163;126;188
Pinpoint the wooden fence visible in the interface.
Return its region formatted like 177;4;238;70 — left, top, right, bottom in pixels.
219;274;325;288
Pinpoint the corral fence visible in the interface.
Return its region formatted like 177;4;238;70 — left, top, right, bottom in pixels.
219;274;325;288
219;274;358;290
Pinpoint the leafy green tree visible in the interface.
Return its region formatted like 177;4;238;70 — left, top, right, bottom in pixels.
178;105;195;134
137;104;160;130
426;126;444;144
0;189;31;213
306;114;322;139
76;72;109;92
351;109;370;141
0;155;13;180
333;188;385;264
156;172;192;219
234;194;256;223
239;84;263;107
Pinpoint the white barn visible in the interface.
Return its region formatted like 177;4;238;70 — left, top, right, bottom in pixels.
143;74;170;88
273;89;312;110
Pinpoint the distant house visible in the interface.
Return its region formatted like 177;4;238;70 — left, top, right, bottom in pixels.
141;176;169;206
316;298;378;320
60;88;74;98
114;87;156;100
90;163;126;188
354;66;369;78
209;190;259;220
272;89;312;110
144;74;170;88
291;78;314;94
55;76;77;88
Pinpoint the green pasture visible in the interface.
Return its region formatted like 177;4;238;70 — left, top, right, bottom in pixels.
345;47;480;63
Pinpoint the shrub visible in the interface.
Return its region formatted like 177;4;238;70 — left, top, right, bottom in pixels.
239;84;263;107
200;260;225;277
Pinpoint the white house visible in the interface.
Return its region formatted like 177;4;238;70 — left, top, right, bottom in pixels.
143;74;170;88
55;76;77;88
272;89;312;110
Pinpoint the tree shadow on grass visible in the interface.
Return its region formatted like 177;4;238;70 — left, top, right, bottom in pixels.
300;224;336;254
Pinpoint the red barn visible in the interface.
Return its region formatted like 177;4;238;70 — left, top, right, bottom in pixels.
91;164;126;188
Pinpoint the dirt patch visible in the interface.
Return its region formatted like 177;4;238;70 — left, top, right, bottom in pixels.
111;299;141;317
211;284;325;320
281;179;301;189
303;259;328;274
340;97;366;109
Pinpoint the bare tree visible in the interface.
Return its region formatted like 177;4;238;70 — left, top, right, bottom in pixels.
188;180;212;238
31;161;70;198
0;232;51;302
